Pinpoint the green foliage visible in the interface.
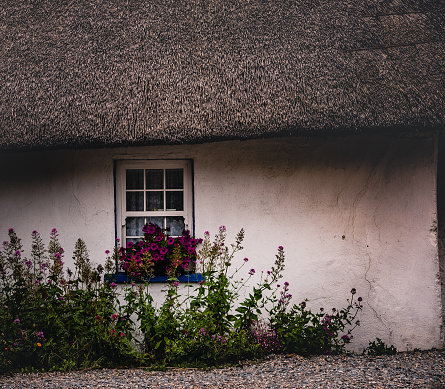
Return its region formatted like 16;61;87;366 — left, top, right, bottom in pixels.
269;289;362;355
0;229;142;373
0;226;364;373
365;338;397;356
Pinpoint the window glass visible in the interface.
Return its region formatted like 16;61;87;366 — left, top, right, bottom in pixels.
146;169;164;190
166;169;183;189
126;192;144;211
166;216;185;236
146;217;165;229
126;169;144;189
126;217;145;237
166;191;183;211
146;192;164;211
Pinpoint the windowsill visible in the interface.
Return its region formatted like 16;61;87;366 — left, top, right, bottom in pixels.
104;272;204;284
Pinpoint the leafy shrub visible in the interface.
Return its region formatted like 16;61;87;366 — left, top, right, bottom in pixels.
269;287;362;355
0;226;363;373
0;229;142;373
365;338;397;356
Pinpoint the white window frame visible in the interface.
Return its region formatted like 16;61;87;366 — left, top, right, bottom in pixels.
115;159;193;244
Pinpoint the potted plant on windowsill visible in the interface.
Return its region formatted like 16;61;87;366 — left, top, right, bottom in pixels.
118;223;202;280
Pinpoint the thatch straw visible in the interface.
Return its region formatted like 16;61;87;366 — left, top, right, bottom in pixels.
0;0;444;150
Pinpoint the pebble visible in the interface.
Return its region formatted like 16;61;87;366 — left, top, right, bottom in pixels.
0;349;444;388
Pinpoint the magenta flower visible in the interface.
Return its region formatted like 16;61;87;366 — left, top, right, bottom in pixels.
243;257;248;262
14;319;20;323
351;288;356;295
278;246;284;251
105;250;110;254
248;269;255;275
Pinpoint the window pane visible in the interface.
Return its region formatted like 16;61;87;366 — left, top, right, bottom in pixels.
146;191;164;211
146;217;164;229
166;191;184;211
126;192;144;211
146;169;164;189
166;169;183;189
126;217;145;237
126;169;144;189
166;216;185;236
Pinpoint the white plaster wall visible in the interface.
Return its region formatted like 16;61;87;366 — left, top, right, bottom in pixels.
0;134;441;351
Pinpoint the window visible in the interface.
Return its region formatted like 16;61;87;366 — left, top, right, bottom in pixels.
116;160;193;246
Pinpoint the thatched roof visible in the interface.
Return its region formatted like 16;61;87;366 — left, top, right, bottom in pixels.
0;0;444;151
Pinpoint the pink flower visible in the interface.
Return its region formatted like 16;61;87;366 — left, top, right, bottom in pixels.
248;269;255;275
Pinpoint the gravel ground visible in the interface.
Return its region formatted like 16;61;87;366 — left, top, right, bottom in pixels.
0;350;444;388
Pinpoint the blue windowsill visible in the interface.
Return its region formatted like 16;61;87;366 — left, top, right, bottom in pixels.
104;272;204;283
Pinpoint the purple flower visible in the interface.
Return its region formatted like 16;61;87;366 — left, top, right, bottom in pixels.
248;269;255;275
14;319;20;323
160;247;168;254
219;225;226;232
358;296;363;302
243;257;248;262
150;243;159;250
167;237;175;245
126;242;134;248
278;246;284;251
204;231;209;235
351;288;356;295
284;282;289;287
341;335;351;342
15;250;21;258
110;282;118;288
105;250;110;254
173;281;179;287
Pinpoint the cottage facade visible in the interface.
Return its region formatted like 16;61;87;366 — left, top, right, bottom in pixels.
0;0;444;351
